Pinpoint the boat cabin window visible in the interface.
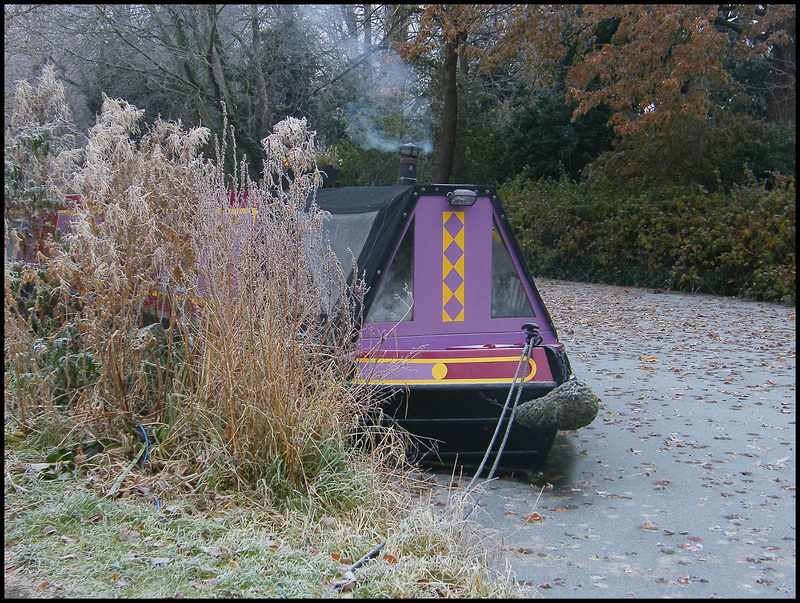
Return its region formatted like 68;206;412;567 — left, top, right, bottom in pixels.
322;210;379;275
366;218;414;323
491;219;534;318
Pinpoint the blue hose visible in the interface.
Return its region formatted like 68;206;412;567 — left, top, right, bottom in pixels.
138;423;149;465
137;423;160;512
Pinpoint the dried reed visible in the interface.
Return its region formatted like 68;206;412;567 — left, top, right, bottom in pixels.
6;96;382;503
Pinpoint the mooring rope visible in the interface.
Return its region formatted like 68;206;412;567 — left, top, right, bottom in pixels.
462;326;537;493
460;324;541;517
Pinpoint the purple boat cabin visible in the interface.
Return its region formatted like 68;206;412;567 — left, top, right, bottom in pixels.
314;183;581;474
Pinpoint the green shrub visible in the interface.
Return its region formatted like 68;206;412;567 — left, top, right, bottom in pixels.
501;175;795;304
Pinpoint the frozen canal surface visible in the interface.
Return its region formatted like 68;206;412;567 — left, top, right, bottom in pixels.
421;278;795;598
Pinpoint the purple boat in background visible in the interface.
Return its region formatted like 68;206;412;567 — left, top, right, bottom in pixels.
314;180;591;474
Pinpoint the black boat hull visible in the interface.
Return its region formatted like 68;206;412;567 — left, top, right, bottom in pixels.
377;382;560;474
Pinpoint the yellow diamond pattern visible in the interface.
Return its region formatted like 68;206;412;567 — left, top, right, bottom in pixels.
442;211;465;322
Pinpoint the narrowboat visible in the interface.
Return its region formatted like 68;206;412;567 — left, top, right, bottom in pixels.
313;174;595;474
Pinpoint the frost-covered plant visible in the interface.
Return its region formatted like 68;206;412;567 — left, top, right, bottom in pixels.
39;95;212;434
6;89;376;501
187;113;371;492
4;65;81;257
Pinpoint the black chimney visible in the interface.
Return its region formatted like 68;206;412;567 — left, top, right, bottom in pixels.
398;143;422;185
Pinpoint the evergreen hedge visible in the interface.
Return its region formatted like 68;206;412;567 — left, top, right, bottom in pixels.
500;176;795;304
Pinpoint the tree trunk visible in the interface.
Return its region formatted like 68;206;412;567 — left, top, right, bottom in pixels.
363;4;373;53
251;5;269;140
436;35;460;183
766;16;795;125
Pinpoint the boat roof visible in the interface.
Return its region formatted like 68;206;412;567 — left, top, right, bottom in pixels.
307;184;559;340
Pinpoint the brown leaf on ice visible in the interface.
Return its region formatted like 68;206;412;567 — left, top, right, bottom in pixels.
523;512;544;523
641;521;659;531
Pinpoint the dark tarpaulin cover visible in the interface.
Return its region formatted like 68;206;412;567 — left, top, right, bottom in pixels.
307;186;417;314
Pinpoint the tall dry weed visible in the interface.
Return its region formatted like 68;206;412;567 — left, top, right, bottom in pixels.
6;93;379;502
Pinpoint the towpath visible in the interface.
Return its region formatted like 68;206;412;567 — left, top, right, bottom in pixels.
422;278;795;598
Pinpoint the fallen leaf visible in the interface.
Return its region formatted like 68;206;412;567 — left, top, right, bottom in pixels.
320;517;337;530
333;570;357;592
119;527;141;542
642;521;659;531
151;557;173;566
523;512;543;523
383;554;398;564
200;546;222;557
518;547;535;554
505;510;517;515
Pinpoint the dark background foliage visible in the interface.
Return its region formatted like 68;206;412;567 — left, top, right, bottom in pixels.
5;4;795;303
